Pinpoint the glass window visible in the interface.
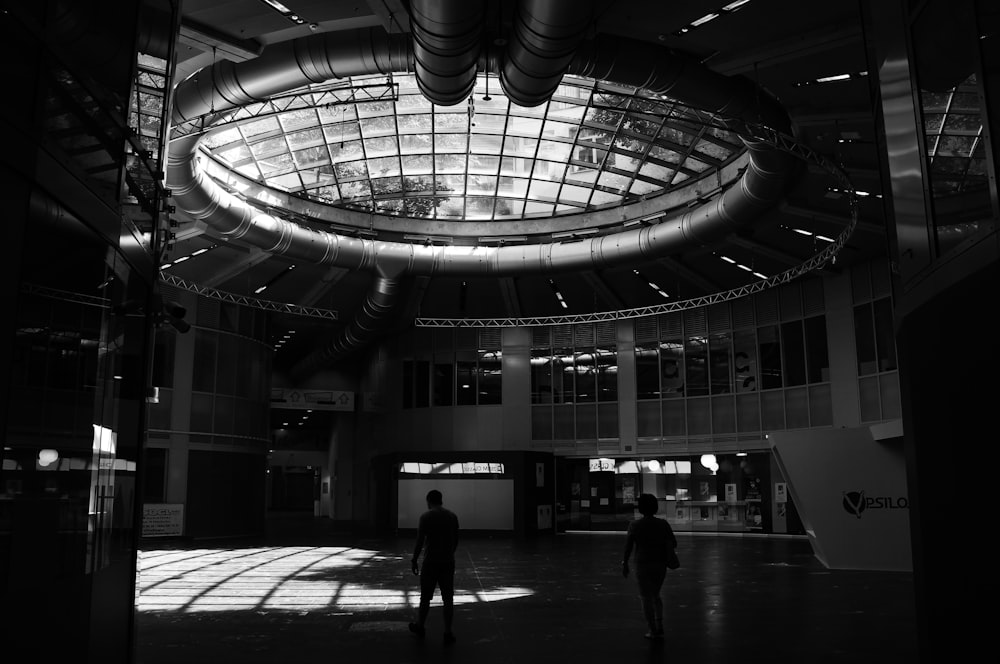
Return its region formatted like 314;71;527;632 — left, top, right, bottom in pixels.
415;360;430;408
402;360;414;409
854;303;878;375
685;336;709;396
804;315;830;383
635;343;660;399
758;325;782;389
456;361;476;406
873;298;897;371
659;339;685;397
596;346;617;402
733;329;757;392
574;348;596;402
780;320;807;387
433;362;453;406
709;333;732;394
478;350;502;405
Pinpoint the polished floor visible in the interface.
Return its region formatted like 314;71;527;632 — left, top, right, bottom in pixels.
133;515;918;664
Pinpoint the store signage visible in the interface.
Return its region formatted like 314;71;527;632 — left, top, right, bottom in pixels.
588;458;615;472
841;490;909;518
271;388;354;411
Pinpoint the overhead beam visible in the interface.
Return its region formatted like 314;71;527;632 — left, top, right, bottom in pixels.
581;271;625;310
656;256;720;294
498;277;523;318
179;18;262;62
365;0;410;33
704;23;863;76
198;244;272;288
728;235;802;267
300;266;351;308
779;203;885;236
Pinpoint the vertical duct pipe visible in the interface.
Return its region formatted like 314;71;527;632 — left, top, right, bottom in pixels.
288;273;402;380
408;0;485;106
500;0;595;107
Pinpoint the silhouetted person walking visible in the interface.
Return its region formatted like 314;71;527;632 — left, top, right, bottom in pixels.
622;493;678;639
409;489;459;645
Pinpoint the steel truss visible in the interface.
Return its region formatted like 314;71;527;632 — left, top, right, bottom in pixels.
158;275;339;320
415;125;859;328
170;82;399;139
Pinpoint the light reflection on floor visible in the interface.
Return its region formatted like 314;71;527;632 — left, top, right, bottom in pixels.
136;546;534;613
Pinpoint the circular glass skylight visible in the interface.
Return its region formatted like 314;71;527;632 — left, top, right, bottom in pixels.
201;73;744;222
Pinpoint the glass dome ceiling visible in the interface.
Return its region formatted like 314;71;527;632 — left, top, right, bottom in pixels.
201;73;745;222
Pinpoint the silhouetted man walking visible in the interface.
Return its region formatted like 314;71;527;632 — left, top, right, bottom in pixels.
409;489;459;645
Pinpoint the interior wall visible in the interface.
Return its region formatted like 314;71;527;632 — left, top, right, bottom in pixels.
397;478;515;530
770;426;911;571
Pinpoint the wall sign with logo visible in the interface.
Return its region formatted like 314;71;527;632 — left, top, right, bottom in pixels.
775;482;787;503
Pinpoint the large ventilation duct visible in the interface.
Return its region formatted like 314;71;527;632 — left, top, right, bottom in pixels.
408;0;485;106
168;31;793;277
171;28;411;125
500;0;595;107
167;28;797;367
288;274;402;380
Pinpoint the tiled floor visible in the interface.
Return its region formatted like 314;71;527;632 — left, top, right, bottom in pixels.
134;517;917;664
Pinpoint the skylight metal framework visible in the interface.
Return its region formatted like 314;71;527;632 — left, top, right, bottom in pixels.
194;73;743;223
414;124;859;328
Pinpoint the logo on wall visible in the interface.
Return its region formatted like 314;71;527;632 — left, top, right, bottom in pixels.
842;490;909;518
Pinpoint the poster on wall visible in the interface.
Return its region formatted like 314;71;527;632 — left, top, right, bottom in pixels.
142;504;184;537
775;482;787;503
725;483;737;504
622;479;635;505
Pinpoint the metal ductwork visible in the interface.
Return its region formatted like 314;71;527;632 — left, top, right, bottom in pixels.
171;28;411;125
167;27;796;368
500;0;594;107
408;0;485;106
288;274;402;380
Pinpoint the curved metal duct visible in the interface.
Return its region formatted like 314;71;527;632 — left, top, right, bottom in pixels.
171;28;411;125
500;0;595;107
288;274;402;380
168;33;793;276
408;0;485;106
167;29;796;367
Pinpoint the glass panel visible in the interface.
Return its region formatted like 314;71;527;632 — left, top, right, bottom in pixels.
804;315;830;383
637;400;660;437
553;404;575;439
685;336;709;397
635;343;660;399
780;320;807;387
478;350;502;405
712;396;736;433
456;361;476;405
662;400;686;436
854;303;877;375
596;346;617;402
574;348;596;402
532;406;553;440
758;325;782;389
873;298;897;371
686;397;710;434
709;333;732;394
784;387;809;429
659;340;684;397
808;384;833;426
736;393;761;432
415;361;430;408
576;404;597;439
